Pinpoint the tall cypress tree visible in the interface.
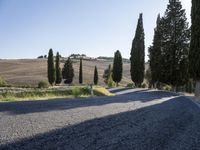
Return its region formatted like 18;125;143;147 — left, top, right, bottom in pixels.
159;0;190;89
149;14;162;88
62;58;74;84
47;49;56;85
79;58;83;84
130;13;145;87
112;50;123;86
189;0;200;97
93;66;98;85
55;52;62;84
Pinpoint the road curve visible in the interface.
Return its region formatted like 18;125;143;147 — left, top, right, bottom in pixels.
0;90;200;150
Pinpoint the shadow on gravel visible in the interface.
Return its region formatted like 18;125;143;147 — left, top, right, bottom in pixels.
0;91;179;115
108;87;132;93
1;96;200;150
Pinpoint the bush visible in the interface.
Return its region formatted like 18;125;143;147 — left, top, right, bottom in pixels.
38;80;49;88
72;87;81;98
82;86;91;94
145;68;152;86
163;84;172;91
107;75;116;88
141;83;147;88
0;77;7;87
126;83;135;88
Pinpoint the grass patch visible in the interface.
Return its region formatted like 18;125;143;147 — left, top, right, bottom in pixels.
0;86;113;101
93;86;114;96
0;90;72;101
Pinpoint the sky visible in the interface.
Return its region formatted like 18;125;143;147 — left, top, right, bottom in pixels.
0;0;191;61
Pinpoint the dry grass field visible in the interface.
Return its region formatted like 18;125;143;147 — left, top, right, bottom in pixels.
0;59;133;86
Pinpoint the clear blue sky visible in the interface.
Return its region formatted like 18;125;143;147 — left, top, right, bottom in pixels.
0;0;191;61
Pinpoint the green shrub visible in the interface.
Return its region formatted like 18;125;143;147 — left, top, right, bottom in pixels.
107;75;116;87
141;83;147;88
82;86;91;94
38;80;49;88
72;87;81;98
127;83;135;88
163;84;172;91
0;77;7;87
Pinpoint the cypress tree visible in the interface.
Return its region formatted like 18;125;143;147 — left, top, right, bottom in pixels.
112;50;123;86
55;52;62;84
62;58;74;84
79;58;83;84
130;13;145;87
149;14;162;88
189;0;200;97
47;49;56;85
93;66;98;85
159;0;190;89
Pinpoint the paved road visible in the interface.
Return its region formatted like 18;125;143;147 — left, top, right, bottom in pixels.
0;89;200;150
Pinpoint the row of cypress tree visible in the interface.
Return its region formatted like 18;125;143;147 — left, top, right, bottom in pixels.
47;49;99;85
48;49;124;86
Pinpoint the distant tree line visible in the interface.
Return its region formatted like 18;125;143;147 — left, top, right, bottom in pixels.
37;55;47;59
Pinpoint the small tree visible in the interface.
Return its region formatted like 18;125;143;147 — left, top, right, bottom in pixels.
103;64;112;84
79;58;83;84
94;66;98;85
112;50;123;86
62;58;74;84
107;74;115;87
55;52;62;84
47;49;56;85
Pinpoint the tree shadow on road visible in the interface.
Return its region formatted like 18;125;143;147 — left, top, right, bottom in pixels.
0;90;179;115
1;96;200;150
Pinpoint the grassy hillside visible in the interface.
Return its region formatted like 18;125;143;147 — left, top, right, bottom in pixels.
0;59;134;86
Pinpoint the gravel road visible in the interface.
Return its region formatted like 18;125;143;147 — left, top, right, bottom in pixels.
0;89;200;150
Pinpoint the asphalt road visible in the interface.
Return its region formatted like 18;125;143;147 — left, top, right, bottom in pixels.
0;89;200;150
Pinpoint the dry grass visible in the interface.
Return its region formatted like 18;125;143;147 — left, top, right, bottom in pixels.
0;59;133;86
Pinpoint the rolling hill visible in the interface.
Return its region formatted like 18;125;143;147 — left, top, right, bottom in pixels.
0;59;134;87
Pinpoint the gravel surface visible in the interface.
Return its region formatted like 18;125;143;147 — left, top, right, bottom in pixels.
0;89;200;150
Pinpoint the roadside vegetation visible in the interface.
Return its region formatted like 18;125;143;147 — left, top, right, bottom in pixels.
0;86;113;102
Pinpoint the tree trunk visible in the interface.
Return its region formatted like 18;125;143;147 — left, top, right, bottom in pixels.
175;86;177;93
156;82;161;90
195;81;200;98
